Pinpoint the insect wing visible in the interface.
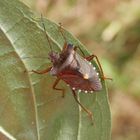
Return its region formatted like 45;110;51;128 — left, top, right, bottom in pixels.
75;54;102;91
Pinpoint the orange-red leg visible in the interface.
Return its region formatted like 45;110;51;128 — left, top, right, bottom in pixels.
74;46;85;57
72;89;94;125
53;78;65;97
73;47;111;80
31;67;52;74
85;54;112;81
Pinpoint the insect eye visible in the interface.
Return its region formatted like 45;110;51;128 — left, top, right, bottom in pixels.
67;44;73;48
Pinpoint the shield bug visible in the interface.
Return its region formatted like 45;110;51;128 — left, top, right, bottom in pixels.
32;14;111;124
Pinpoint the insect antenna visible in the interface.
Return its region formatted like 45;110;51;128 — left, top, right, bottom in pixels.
58;22;67;43
41;13;53;52
21;56;48;60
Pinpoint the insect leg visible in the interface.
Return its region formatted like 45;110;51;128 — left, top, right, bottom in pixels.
74;46;85;57
85;54;112;80
57;25;85;58
32;66;52;74
72;89;94;125
53;78;65;97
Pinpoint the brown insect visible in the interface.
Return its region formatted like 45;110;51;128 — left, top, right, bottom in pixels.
32;14;111;124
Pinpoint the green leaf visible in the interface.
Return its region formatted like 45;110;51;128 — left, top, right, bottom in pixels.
0;0;111;140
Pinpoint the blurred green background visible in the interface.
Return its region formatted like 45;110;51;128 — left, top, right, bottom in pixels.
21;0;140;140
